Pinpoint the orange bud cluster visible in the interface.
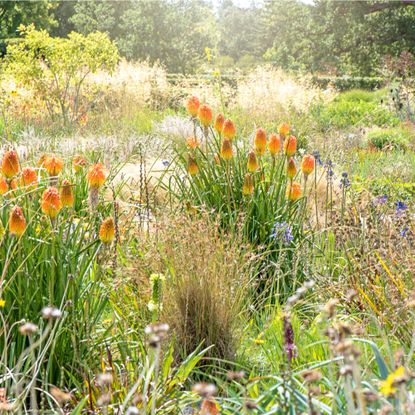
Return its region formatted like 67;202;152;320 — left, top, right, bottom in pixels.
268;133;281;157
242;173;254;195
214;113;225;133
0;177;8;195
198;104;213;127
254;128;267;156
44;155;64;176
186;136;200;150
187;156;199;176
222;119;236;140
60;180;74;207
247;150;259;173
1;150;20;178
287;157;297;179
87;163;107;189
301;154;315;176
283;135;297;157
9;206;26;236
99;217;115;244
20;167;38;188
73;155;87;173
186;95;200;117
41;187;62;218
286;182;302;201
220;139;233;161
278;123;290;138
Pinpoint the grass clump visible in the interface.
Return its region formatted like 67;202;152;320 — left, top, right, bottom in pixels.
366;126;414;151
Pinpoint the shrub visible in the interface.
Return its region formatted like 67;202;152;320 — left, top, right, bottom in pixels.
2;25;118;127
366;126;413;150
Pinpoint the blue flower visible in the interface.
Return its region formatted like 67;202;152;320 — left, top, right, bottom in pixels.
400;227;409;237
396;201;408;216
374;195;388;205
312;150;323;166
324;159;334;178
271;221;294;245
340;172;351;189
162;160;170;167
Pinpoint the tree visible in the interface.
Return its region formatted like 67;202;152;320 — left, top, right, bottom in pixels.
0;0;56;40
3;25;119;126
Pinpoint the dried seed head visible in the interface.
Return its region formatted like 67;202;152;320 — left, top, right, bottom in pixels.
144;323;170;335
97;373;113;387
97;393;111;406
226;371;245;381
324;299;339;318
19;322;38;336
192;382;217;398
302;369;322;383
339;365;353;377
50;386;72;404
42;306;62;320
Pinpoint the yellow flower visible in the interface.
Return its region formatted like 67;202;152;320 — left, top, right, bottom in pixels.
0;299;5;308
254;332;265;345
380;366;405;397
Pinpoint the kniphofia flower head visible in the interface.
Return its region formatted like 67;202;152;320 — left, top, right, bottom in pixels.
1;150;20;178
9;206;26;236
222;119;236;140
286;182;302;201
73;155;87;173
200;399;219;415
9;178;18;191
242;173;254;196
214;113;225;133
284;135;297;157
87;163;107;189
187;156;199;176
99;217;115;244
287;157;297;179
0;177;8;195
254;128;267;156
20;167;38;188
278;123;290;138
60;179;74;207
301;154;315;177
220;139;233;161
247;150;259;172
41;187;62;218
44;155;63;176
186;95;200;117
186;136;200;149
198;104;213;127
268;133;281;157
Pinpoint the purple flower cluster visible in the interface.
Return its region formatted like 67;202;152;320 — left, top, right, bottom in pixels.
271;221;294;245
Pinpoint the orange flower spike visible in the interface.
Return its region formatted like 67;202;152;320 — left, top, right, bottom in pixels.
220;139;233;161
268;133;281;157
283;135;297;157
214;113;225;133
200;399;219;415
41;187;62;219
186;136;200;150
9;179;18;191
87;163;107;189
9;206;26;237
186;95;200;117
44;155;64;176
247;150;259;173
73;155;87;173
99;217;115;244
187;156;199;176
242;173;254;196
278;123;290;138
1;150;20;178
287;157;297;179
286;182;302;201
222;119;236;140
0;177;8;195
301;154;315;177
60;179;74;207
20;167;38;188
254;128;267;156
214;153;221;165
198;104;213;127
37;154;48;168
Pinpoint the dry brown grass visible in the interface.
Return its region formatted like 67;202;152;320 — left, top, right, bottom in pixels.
131;210;253;362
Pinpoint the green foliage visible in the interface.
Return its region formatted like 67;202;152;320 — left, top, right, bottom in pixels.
3;25;119;126
366;127;413;151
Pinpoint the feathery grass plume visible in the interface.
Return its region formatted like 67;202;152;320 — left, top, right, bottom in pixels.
187;156;199;175
186;95;200;117
0;177;8;195
221;139;233;160
286;181;302;201
287;157;297;179
301;154;315;177
41;187;62;219
254;128;267;156
242;173;254;195
197;104;213;127
278;122;290;138
43;155;63;176
72;155;87;173
8;205;26;236
247;150;259;172
222;119;236;140
284;135;297;157
186;136;200;149
88;163;107;209
268;133;281;157
60;179;74;207
19;167;37;188
99;217;115;244
1;150;20;178
214;113;225;133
